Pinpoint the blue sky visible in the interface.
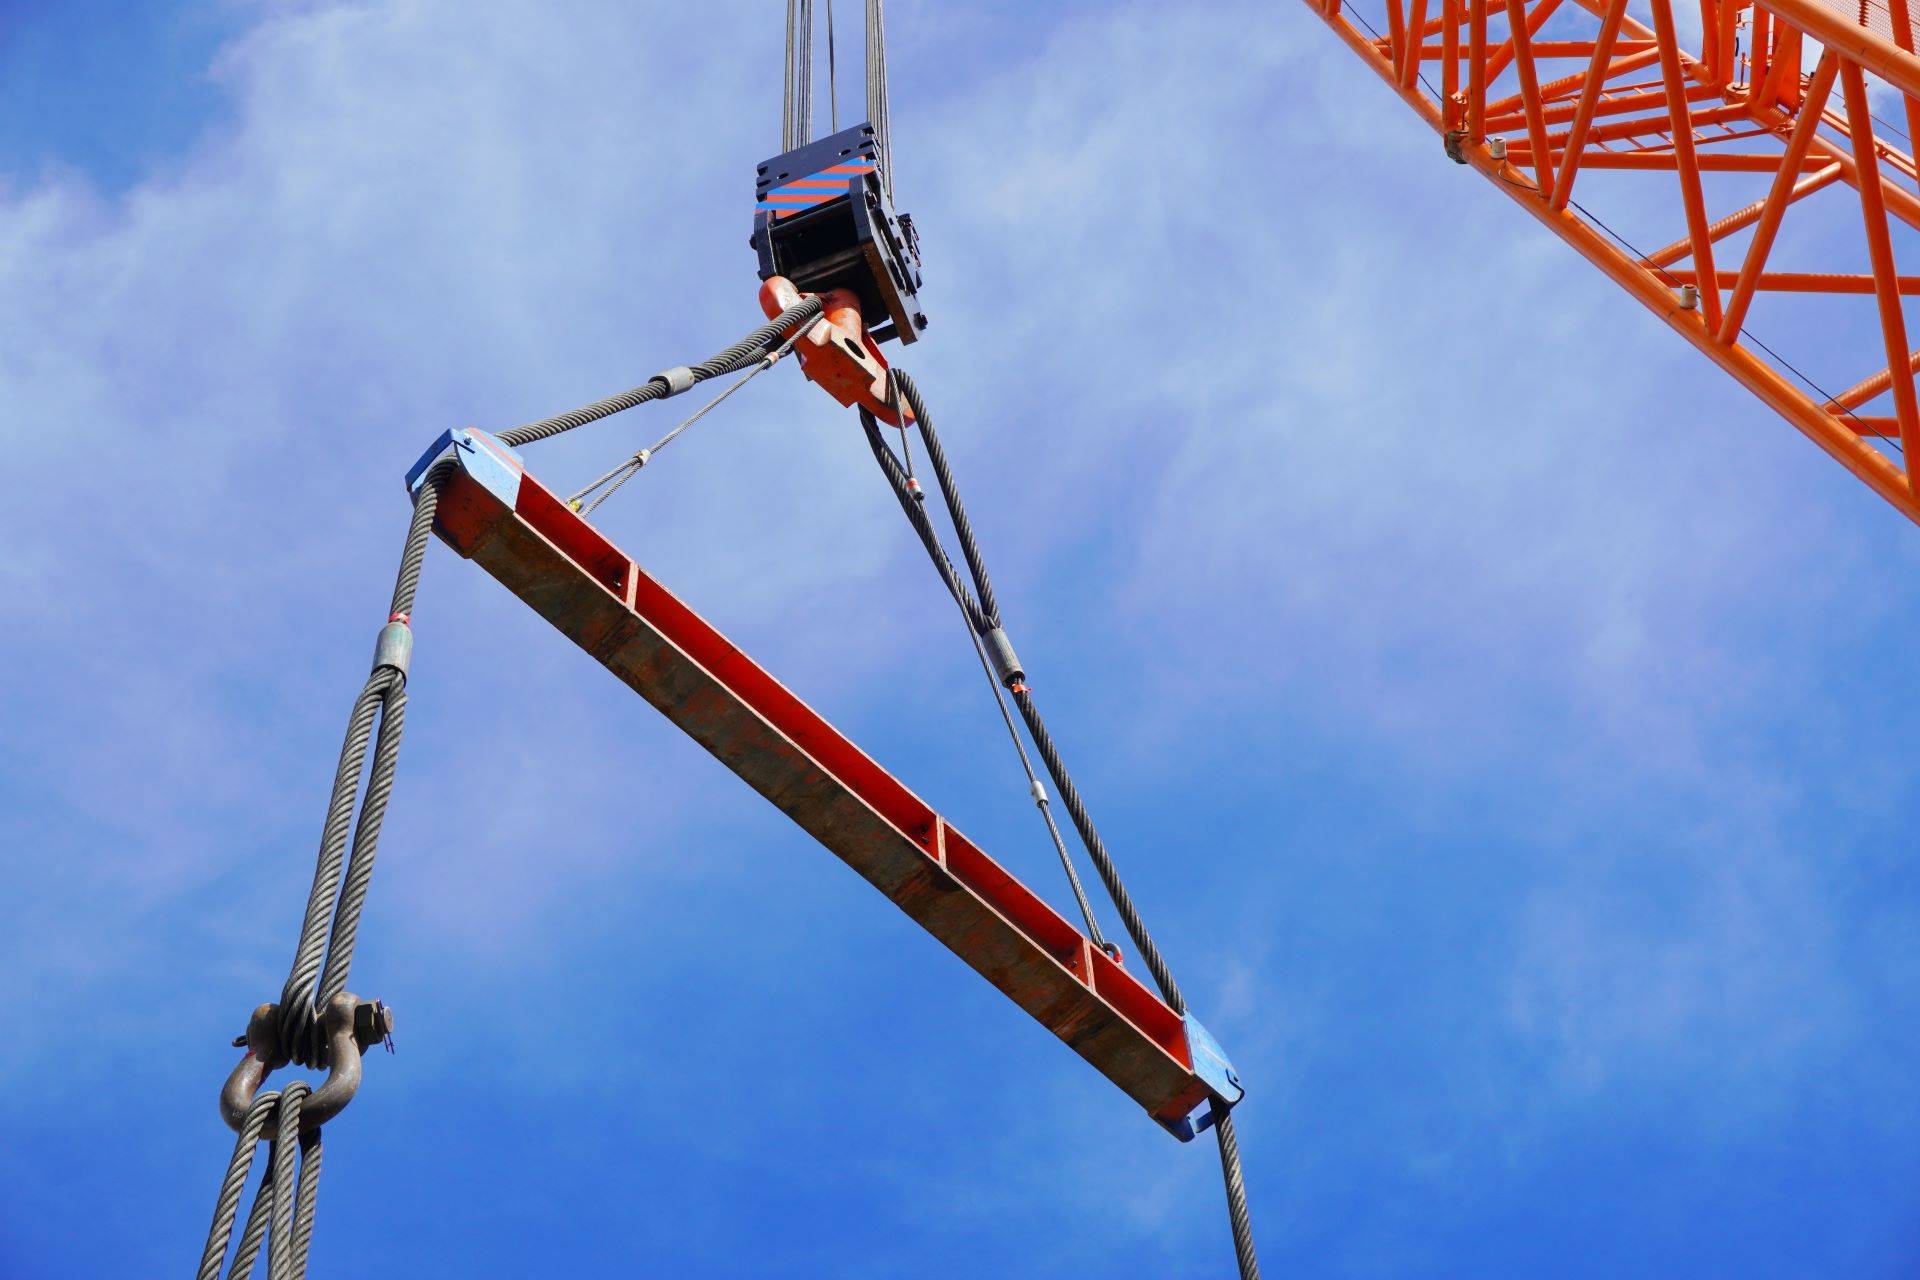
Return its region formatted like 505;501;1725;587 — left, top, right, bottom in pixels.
5;0;1920;1275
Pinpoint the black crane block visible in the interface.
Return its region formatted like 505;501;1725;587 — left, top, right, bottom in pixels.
751;122;926;345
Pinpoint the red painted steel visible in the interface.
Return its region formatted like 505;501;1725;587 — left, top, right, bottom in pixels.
1302;0;1920;525
431;446;1219;1133
758;276;909;426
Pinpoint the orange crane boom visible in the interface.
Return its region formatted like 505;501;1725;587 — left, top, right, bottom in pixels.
1303;0;1920;524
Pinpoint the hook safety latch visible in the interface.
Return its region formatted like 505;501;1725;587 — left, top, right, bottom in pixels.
219;992;393;1134
759;275;912;427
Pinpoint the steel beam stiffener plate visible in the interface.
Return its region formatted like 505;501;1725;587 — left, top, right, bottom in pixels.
407;428;1244;1140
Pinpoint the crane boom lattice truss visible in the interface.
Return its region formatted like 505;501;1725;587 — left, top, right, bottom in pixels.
1304;0;1920;525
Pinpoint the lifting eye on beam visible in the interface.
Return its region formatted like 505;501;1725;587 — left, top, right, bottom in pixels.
751;121;927;346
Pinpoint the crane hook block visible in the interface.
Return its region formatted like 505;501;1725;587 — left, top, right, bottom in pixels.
760;274;912;427
751;121;926;346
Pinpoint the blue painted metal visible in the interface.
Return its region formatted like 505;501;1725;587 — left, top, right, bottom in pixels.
1158;1013;1245;1142
405;428;524;505
1185;1013;1245;1105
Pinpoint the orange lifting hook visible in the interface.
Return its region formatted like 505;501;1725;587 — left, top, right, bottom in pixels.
758;275;913;427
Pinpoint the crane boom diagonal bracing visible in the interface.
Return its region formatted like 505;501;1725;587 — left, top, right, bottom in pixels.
1305;0;1920;525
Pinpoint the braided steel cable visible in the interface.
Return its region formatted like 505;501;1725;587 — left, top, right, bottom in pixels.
203;469;445;1276
860;410;987;628
199;1094;276;1279
389;462;444;620
867;370;1261;1280
198;1083;322;1280
275;677;389;1064
495;298;823;449
797;0;814;143
784;0;800;147
313;683;405;1014
826;0;839;132
227;1160;274;1279
286;463;437;1067
886;371;1183;1010
276;466;444;1065
862;410;1110;948
1004;683;1186;1012
1213;1108;1261;1280
891;374;999;631
264;1083;309;1280
287;1130;323;1279
865;0;892;196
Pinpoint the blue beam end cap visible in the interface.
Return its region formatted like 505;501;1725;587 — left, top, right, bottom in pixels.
404;428;524;506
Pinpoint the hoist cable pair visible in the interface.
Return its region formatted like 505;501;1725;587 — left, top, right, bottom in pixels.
783;0;893;190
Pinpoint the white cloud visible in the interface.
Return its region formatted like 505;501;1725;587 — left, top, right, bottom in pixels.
7;3;1920;1272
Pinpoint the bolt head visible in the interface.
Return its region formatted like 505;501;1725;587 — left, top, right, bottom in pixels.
352;999;395;1052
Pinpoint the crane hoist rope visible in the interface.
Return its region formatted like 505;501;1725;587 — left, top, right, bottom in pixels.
196;8;1262;1278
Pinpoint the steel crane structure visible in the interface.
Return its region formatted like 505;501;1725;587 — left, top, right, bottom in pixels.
1303;0;1920;524
196;5;1265;1278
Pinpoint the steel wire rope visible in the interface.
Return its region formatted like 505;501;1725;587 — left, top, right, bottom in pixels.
567;326;806;516
866;0;894;197
827;0;839;132
862;369;1261;1280
861;410;1111;950
496;297;822;449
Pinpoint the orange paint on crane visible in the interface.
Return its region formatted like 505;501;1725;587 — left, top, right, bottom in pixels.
1303;0;1920;525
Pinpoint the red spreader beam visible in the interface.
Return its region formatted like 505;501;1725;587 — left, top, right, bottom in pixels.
419;429;1238;1138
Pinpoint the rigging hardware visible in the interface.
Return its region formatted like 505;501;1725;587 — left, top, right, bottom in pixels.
752;121;927;345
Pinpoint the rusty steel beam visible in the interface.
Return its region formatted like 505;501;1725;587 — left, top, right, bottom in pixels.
408;429;1243;1142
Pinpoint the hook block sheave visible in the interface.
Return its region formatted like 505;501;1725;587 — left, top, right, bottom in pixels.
407;428;1241;1140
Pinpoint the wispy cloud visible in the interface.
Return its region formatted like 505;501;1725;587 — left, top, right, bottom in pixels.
7;2;1920;1276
